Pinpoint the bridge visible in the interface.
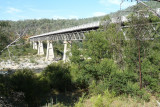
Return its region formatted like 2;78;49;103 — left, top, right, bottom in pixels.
29;16;129;61
29;13;159;61
30;21;100;61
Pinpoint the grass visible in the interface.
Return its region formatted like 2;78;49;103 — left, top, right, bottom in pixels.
43;89;159;107
74;94;159;107
35;72;41;76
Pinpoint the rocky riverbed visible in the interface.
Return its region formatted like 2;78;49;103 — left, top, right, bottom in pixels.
0;56;59;70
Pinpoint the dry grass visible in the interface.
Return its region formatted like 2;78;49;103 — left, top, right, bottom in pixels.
110;96;158;107
75;95;159;107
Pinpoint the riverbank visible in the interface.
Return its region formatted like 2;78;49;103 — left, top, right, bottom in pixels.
0;55;58;71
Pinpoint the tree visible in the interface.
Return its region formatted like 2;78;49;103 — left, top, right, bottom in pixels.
124;11;160;89
0;21;11;53
10;69;50;107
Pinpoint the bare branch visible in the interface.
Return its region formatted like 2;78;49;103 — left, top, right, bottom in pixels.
136;0;160;18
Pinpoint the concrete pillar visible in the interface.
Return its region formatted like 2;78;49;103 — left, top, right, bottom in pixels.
46;41;54;61
63;40;68;62
33;41;38;50
37;41;44;55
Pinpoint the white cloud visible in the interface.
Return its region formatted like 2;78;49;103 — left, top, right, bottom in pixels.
52;15;66;19
29;8;55;13
68;15;78;19
52;15;79;19
99;0;136;9
93;12;106;17
7;7;22;13
100;0;120;5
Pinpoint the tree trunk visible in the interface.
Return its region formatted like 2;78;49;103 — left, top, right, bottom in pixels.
138;40;142;89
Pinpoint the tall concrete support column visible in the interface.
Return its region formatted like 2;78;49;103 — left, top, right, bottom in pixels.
37;41;44;55
46;41;54;61
33;41;38;50
63;40;68;62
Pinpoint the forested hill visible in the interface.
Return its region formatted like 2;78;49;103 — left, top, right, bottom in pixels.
7;16;104;37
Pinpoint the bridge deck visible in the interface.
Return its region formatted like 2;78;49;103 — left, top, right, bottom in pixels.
30;21;100;39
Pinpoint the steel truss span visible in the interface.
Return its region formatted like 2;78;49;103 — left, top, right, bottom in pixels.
30;21;100;42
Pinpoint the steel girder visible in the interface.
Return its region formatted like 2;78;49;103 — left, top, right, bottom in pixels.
30;31;86;42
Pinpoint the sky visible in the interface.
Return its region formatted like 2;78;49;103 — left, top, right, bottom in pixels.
0;0;136;21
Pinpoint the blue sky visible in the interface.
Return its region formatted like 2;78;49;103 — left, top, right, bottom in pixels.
0;0;136;21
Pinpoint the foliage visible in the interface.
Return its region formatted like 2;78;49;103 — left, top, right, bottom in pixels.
74;91;156;107
7;17;103;37
10;69;50;107
53;41;64;58
0;43;37;60
0;74;11;97
42;62;73;92
69;12;160;105
1;3;160;106
0;21;13;53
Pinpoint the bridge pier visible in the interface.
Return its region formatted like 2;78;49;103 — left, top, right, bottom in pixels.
37;41;44;55
63;40;68;62
33;41;38;50
46;40;54;61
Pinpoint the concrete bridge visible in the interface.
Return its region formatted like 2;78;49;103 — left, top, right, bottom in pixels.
29;15;159;61
29;16;130;61
29;21;102;61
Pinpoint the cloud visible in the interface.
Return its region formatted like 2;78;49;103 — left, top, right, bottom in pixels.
68;15;78;19
99;0;136;9
93;12;106;17
6;7;22;13
52;15;79;19
52;15;66;19
29;8;55;13
100;0;120;5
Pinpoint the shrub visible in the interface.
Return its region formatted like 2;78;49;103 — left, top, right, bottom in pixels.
74;93;86;107
137;88;151;102
0;74;10;96
89;80;109;95
70;62;91;89
42;62;73;92
91;94;103;107
108;70;138;95
10;69;50;106
141;58;160;93
70;58;119;89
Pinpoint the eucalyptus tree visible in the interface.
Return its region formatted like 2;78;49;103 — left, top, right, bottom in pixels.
124;9;160;90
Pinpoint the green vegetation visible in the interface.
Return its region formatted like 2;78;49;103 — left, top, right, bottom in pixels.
110;1;160;17
0;43;37;59
70;12;160;106
8;17;103;37
0;3;160;106
0;69;50;106
41;62;73;92
0;21;13;52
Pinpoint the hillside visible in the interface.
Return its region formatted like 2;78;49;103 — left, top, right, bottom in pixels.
109;1;160;17
7;17;104;37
